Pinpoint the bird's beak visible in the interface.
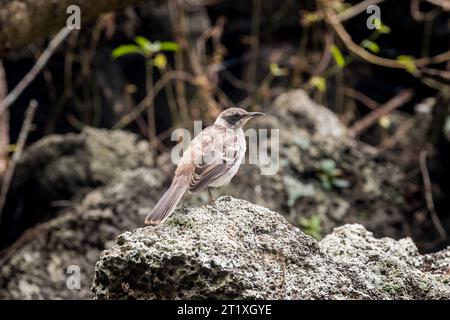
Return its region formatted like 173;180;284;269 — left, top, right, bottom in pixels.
245;112;266;118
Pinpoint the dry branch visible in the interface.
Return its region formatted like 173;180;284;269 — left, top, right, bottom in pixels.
317;0;450;69
347;89;414;137
0;100;37;223
338;0;386;22
0;27;71;116
419;148;447;240
0;61;7;177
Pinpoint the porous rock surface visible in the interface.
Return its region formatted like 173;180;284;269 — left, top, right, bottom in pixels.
0;167;166;299
93;197;450;299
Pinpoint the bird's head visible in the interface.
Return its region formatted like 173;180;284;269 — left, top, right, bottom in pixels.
214;107;265;129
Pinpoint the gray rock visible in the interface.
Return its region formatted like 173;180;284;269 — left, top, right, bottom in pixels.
92;197;450;300
0;127;155;248
270;89;347;139
0;167;166;299
320;224;450;299
13;127;155;198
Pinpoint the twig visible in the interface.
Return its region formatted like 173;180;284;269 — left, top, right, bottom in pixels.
338;0;386;22
344;87;379;110
0;61;8;177
419;147;447;240
247;0;261;86
425;0;450;10
411;0;426;21
0;27;71;116
313;33;333;76
0;100;37;223
168;0;190;123
113;71;198;129
318;0;450;69
348;89;414;137
221;70;258;93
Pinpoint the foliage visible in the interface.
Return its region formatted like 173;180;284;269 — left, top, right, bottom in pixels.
309;76;326;92
330;45;345;68
316;159;350;191
112;36;180;62
396;55;416;73
298;215;322;239
361;39;380;54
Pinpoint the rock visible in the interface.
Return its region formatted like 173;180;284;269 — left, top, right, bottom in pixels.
92;197;450;300
15;127;155;199
270;89;347;139
320;224;450;299
0;127;155;248
0;91;432;299
0;167;166;299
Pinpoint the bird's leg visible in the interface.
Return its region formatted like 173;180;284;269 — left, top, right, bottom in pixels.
207;187;217;208
207;188;228;214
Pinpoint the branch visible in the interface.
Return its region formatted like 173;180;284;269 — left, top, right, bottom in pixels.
0;100;37;223
0;27;71;117
318;0;450;69
425;0;450;11
113;71;199;130
347;89;414;137
338;0;386;22
344;87;379;110
419;147;447;240
0;61;8;177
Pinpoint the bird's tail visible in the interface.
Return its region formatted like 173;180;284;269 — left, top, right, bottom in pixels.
145;176;188;225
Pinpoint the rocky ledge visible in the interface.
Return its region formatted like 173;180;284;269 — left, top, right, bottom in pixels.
93;196;450;299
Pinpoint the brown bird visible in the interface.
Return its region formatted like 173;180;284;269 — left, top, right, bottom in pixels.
145;107;265;225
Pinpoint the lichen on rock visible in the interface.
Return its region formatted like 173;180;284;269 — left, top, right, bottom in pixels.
92;196;450;300
0;167;166;299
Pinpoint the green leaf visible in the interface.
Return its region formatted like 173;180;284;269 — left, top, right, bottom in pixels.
310;76;326;92
135;36;152;49
332;178;350;189
159;41;180;52
299;215;322;239
134;37;179;55
330;45;346;68
361;39;380;53
135;36;162;55
396;55;416;73
321;179;332;191
269;63;289;76
7;144;16;153
111;45;143;58
320;159;336;173
302;12;321;25
378;115;391;128
153;53;167;70
374;18;391;34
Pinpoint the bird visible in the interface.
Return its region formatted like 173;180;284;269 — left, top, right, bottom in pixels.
145;107;265;225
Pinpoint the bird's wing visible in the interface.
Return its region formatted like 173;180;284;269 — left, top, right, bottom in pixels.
185;125;236;193
189;162;229;193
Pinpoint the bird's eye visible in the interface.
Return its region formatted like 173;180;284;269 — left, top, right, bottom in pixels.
232;114;240;119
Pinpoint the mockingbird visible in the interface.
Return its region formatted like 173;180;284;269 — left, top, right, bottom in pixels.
145;107;265;225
